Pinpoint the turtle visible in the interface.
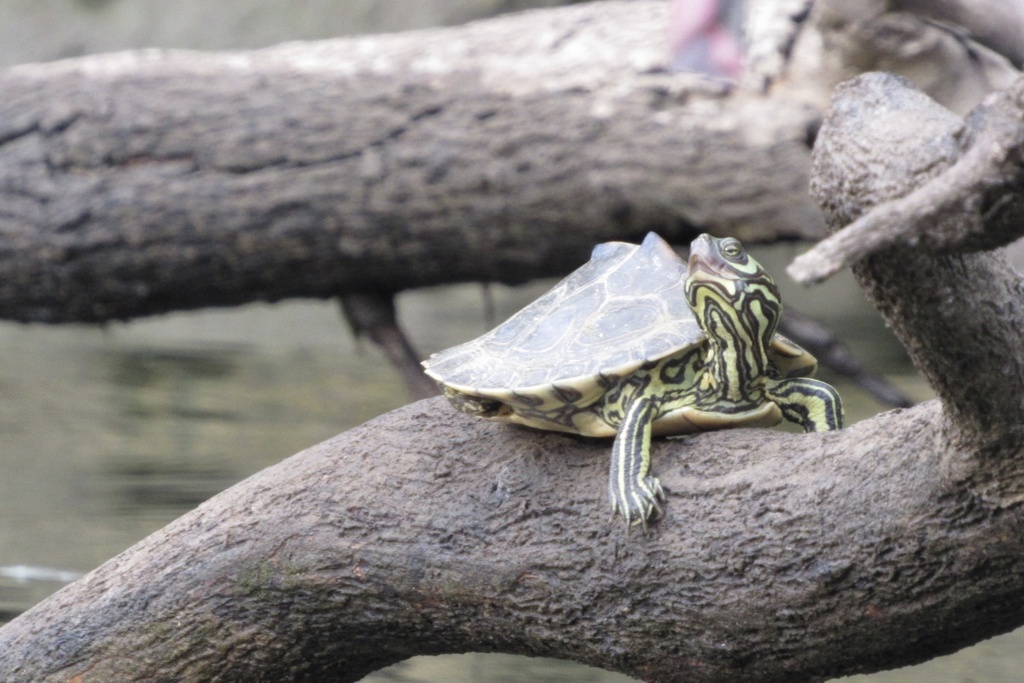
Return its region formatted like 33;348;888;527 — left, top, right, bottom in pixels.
422;232;844;526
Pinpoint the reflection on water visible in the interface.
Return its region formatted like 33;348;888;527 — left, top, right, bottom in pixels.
0;288;1020;683
0;565;84;627
368;653;634;682
0;300;405;626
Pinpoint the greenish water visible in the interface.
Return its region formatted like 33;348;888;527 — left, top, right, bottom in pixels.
0;273;1022;682
0;301;404;621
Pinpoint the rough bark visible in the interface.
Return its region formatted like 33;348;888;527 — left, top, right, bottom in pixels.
2;71;1024;683
746;0;1023;113
0;395;1022;683
896;0;1024;68
0;0;1020;326
0;0;824;324
788;73;1024;284
803;72;1024;501
1;398;1022;683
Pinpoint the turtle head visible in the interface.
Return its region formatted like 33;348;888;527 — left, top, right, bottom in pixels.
685;234;778;300
685;234;782;384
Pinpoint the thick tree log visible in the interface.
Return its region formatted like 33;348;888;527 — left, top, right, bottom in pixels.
0;1;824;323
2;398;1023;683
0;395;1021;682
1;0;1020;327
2;71;1024;682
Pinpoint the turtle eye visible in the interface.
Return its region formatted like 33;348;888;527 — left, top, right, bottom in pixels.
720;238;743;260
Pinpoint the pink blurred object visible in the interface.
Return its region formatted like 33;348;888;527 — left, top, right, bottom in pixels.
668;0;744;78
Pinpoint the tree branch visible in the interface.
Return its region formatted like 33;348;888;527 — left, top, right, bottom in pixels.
805;71;1024;498
788;73;1024;285
0;0;824;324
894;0;1024;68
2;398;1023;683
0;0;1019;325
747;0;1022;114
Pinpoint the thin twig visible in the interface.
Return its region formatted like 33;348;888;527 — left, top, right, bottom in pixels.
788;75;1024;285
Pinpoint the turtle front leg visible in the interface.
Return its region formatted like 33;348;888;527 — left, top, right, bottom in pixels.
767;377;845;432
608;396;665;526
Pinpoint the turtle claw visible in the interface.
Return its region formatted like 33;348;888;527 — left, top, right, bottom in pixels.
610;475;665;529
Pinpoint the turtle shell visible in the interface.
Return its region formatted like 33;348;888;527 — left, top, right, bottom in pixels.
424;232;817;435
423;232;703;395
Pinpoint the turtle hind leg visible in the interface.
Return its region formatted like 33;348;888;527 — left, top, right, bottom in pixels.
767;377;845;432
608;396;665;527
